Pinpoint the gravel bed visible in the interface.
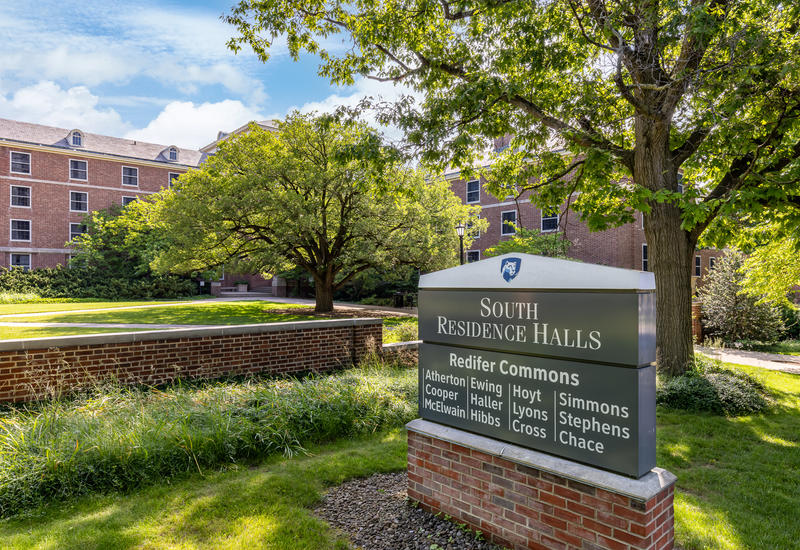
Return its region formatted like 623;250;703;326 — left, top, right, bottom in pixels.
315;471;503;550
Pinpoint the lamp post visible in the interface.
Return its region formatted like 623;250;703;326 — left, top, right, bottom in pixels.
455;222;466;265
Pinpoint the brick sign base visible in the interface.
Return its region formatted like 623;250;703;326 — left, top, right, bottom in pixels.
407;419;675;550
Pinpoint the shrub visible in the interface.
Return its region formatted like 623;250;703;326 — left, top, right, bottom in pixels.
0;356;417;517
387;321;419;343
698;250;784;343
657;356;768;415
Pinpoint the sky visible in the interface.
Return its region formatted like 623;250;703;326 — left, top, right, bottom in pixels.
0;1;406;150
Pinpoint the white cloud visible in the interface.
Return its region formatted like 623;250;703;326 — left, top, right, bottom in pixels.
295;78;419;142
125;100;273;149
0;81;130;136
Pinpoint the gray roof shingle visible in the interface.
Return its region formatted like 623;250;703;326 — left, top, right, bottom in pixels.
0;118;204;167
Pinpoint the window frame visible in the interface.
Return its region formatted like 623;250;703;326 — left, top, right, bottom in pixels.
69;191;88;212
642;243;648;271
9;151;31;175
500;210;517;236
466;180;480;204
466;250;480;263
69;222;87;241
10;219;31;242
71;131;83;147
69;158;88;181
709;256;716;270
10;185;31;208
122;196;137;206
541;209;559;232
694;255;701;277
10;253;31;271
168;172;180;188
168;147;178;161
121;165;139;187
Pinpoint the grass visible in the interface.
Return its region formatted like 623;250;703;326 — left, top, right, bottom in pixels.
658;364;800;549
381;317;419;344
0;430;406;550
739;340;800;356
0;359;416;516
1;359;796;549
0;300;191;316
0;301;317;325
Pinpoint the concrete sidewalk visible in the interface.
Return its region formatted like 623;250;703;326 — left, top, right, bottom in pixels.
696;346;800;375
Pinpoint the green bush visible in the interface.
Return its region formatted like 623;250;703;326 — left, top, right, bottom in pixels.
657;356;768;415
387;321;419;343
0;266;196;300
0;355;416;517
698;250;784;343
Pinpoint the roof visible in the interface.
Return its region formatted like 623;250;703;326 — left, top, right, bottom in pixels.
200;119;280;153
0;118;204;167
419;253;655;291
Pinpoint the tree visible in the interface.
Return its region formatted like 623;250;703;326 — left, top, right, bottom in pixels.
225;0;800;374
149;113;482;312
698;250;784;343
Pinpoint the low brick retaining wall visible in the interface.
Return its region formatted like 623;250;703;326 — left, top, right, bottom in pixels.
407;420;675;550
0;319;382;403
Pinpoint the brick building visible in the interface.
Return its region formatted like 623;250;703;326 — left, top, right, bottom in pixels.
447;155;722;285
0;119;204;270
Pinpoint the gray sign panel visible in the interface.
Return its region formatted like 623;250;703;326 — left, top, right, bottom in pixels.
419;343;656;478
419;289;655;367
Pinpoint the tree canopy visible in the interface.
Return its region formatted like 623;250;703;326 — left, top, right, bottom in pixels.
148;113;482;311
225;0;800;373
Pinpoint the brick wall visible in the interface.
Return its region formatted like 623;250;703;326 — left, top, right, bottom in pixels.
691;302;703;344
407;426;675;550
0;319;382;403
1;143;192;269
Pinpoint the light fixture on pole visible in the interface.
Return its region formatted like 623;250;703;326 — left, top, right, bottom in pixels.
455;222;466;265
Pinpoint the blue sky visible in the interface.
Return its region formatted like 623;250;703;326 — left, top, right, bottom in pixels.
0;1;403;149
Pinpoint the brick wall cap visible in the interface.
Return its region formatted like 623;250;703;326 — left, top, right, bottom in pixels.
382;340;421;352
0;318;382;352
406;419;676;501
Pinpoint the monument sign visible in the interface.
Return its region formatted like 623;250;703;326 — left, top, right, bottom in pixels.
418;253;656;478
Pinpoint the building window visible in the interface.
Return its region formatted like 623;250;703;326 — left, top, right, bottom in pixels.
122;196;136;206
709;257;716;270
122;166;139;186
72;131;83;147
466;180;480;203
541;209;559;232
69;223;87;240
10;253;30;271
501;210;517;235
466;250;480;263
677;173;684;194
642;244;648;271
466;214;480;239
10;151;31;174
168;147;178;161
11;185;31;207
168;172;180;188
70;159;88;180
694;255;701;277
70;191;88;212
11;219;31;241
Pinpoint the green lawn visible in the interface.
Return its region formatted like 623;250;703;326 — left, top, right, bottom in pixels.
658;364;800;549
0;430;406;550
0;301;318;326
0;300;189;316
740;340;800;356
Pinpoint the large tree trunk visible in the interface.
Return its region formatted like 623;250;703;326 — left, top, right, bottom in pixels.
313;271;335;313
635;118;695;375
645;204;695;375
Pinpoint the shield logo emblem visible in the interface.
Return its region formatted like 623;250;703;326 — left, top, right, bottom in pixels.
500;257;522;282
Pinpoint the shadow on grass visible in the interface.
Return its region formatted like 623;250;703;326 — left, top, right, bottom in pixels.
0;430;407;550
657;368;800;550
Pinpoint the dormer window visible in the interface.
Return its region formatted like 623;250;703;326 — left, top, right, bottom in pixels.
69;130;84;147
167;146;178;161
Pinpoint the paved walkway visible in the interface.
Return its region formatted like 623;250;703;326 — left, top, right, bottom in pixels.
696;346;800;375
